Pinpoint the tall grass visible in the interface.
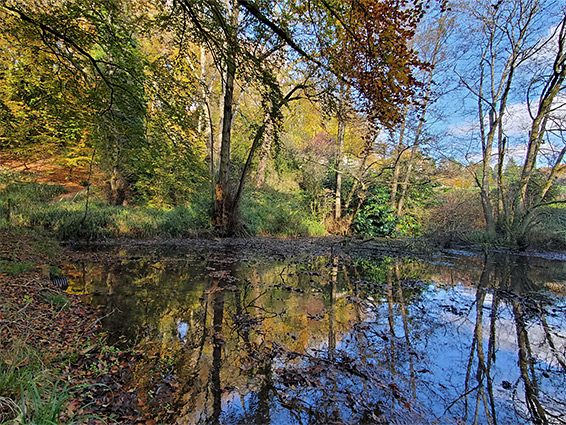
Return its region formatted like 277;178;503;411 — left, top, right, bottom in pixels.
0;172;210;240
0;173;67;231
0;344;60;424
0;345;100;425
529;207;566;250
240;188;326;237
0;345;44;404
24;201;210;240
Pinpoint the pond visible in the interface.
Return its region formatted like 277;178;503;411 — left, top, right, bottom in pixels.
67;240;566;424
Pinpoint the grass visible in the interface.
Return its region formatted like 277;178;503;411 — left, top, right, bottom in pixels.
241;188;327;237
38;291;71;311
0;344;66;425
1;171;328;239
528;206;566;250
0;345;43;403
0;172;211;240
0;341;102;425
2;379;98;425
0;261;34;275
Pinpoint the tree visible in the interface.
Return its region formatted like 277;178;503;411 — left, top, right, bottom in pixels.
326;0;427;129
0;3;95;165
173;0;291;232
511;14;566;243
456;0;566;246
388;4;454;216
1;0;151;205
0;0;432;236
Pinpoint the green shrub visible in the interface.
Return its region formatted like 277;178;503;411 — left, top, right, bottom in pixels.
352;199;397;237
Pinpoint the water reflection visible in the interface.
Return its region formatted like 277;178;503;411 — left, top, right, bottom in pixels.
71;250;566;424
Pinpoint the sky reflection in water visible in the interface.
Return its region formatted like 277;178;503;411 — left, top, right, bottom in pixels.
73;249;566;425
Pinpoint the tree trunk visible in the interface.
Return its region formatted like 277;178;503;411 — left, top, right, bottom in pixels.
335;116;345;220
106;165;127;206
345;145;371;212
479;106;497;236
511;17;566;239
390;104;409;208
214;0;240;231
255;114;274;189
229;117;266;231
396;143;416;215
215;55;235;229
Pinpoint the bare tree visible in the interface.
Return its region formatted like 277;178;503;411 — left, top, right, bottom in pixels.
456;0;566;246
389;6;455;216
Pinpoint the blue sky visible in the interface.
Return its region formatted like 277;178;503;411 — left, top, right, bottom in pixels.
424;0;565;168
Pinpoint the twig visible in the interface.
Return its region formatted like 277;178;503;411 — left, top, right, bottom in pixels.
86;308;117;329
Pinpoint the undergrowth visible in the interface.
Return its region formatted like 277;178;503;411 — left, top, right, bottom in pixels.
0;173;210;240
240;188;326;237
1;172;328;239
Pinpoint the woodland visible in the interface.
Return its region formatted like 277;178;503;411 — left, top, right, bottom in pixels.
0;0;565;248
1;1;566;424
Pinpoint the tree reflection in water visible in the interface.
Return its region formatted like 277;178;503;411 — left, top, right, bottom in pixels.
79;249;566;424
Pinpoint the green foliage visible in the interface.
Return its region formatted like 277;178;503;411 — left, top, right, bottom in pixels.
0;344;96;425
352;201;398;237
0;171;211;239
0;175;67;230
461;231;502;250
0;173;67;207
497;165;561;217
132;138;208;208
241;189;326;237
352;186;397;237
0;345;43;403
38;291;71;311
26;202;209;240
11;381;68;425
0;261;34;276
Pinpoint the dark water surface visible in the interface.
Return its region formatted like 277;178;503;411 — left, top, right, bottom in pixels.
68;242;566;424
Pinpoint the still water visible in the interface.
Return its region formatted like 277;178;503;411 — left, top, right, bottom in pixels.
69;242;566;424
